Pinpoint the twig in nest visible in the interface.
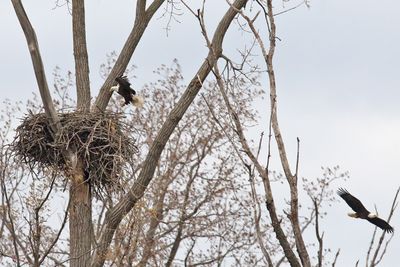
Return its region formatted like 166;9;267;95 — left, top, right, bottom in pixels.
12;111;138;198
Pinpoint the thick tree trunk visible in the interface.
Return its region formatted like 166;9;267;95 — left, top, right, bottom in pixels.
70;1;92;266
73;0;91;112
69;161;92;267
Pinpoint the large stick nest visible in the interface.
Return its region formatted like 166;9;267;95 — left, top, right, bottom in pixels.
12;111;137;197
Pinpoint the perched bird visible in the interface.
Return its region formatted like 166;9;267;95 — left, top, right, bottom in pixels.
337;188;394;233
110;76;144;107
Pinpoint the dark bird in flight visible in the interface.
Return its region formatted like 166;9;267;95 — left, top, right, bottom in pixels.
337;188;394;233
110;76;144;107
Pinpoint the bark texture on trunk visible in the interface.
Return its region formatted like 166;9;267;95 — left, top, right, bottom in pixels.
69;161;92;267
70;2;92;266
73;0;91;112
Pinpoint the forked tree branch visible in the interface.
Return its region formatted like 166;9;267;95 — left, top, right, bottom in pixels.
165;157;212;267
198;2;300;266
368;186;399;267
0;176;21;265
11;0;61;133
136;187;167;267
31;174;58;266
248;164;273;266
39;199;70;266
73;0;91;112
235;1;311;265
262;2;311;264
210;61;300;267
198;5;300;259
90;1;249;266
0;148;33;265
93;0;165;112
366;226;377;265
313;198;324;267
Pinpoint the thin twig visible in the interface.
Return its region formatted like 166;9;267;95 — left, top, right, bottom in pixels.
274;0;309;17
39;199;71;265
332;249;340;267
313;197;324;267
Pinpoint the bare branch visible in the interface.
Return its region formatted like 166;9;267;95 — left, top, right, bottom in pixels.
228;1;312;265
93;0;166;112
31;174;58;267
249;163;273;266
313;198;323;267
273;0;309;17
366;227;377;266
368;186;399;266
208;46;301;267
90;1;249;266
39;199;70;265
73;0;91;112
136;0;147;18
136;183;167;267
295;137;300;179
237;1;311;265
0;175;21;266
374;233;394;266
11;0;61;133
332;249;340;267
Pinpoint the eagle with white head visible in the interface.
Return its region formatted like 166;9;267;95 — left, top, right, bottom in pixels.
337;188;393;233
110;76;144;108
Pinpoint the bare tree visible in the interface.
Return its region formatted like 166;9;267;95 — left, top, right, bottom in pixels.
189;0;398;266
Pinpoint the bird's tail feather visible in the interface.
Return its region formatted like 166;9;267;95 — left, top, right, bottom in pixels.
131;96;144;108
347;212;358;218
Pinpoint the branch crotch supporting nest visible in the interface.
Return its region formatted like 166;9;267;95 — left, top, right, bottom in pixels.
12;111;138;198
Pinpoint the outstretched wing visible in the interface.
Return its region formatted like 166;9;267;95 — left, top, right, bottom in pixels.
337;188;369;213
115;76;131;87
367;216;394;233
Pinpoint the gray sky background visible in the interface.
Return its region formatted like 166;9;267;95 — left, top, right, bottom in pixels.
1;0;399;266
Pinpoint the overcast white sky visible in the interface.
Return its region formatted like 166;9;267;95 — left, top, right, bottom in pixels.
1;0;399;266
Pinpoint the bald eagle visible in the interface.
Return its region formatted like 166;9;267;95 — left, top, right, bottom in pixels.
110;76;144;107
337;188;394;233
